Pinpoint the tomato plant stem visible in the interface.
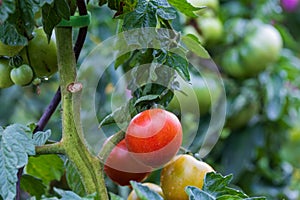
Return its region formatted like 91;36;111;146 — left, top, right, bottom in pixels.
55;27;108;199
35;142;65;155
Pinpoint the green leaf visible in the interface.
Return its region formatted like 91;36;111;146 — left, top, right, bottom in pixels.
0;0;16;23
0;21;28;46
20;174;46;199
130;181;163;200
123;0;176;30
123;4;157;30
109;192;125;200
0;124;35;200
202;173;248;198
185;172;267;200
25;154;64;186
65;159;85;197
42;0;70;40
181;35;210;59
167;0;201;17
185;186;214;200
134;94;160;106
54;0;70;20
152;0;176;20
33;130;52;146
165;51;190;81
47;188;96;200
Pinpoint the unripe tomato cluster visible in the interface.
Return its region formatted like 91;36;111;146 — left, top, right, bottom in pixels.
0;27;58;89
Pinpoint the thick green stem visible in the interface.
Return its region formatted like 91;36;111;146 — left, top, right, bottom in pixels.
36;142;65;155
55;27;108;199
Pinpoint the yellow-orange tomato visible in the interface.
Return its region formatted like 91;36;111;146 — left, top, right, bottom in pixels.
160;154;214;200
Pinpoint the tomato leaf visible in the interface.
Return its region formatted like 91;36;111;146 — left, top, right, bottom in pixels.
25;154;64;186
181;35;210;59
134;94;160;106
130;181;163;200
0;15;30;46
65;159;86;197
109;192;124;200
42;0;70;40
165;52;190;81
0;0;16;23
122;0;176;30
20;174;47;199
185;172;266;200
0;124;35;200
33;130;52;146
167;0;202;18
54;0;70;21
51;188;96;200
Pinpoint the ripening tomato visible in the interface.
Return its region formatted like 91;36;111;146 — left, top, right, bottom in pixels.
125;108;182;168
160;154;214;200
104;139;152;186
127;183;164;200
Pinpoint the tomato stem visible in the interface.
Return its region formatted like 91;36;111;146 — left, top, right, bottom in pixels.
55;26;109;199
35;142;65;155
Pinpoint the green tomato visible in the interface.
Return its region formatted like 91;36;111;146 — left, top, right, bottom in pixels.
240;24;282;74
10;64;34;86
221;48;247;78
0;58;14;88
168;74;222;116
21;27;58;78
225;102;259;130
0;41;24;57
197;17;223;44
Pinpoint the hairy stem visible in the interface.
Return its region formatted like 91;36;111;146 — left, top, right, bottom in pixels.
55;27;108;199
36;142;65;155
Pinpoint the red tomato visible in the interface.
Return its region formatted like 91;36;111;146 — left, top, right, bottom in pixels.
104;139;152;186
125;108;183;168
